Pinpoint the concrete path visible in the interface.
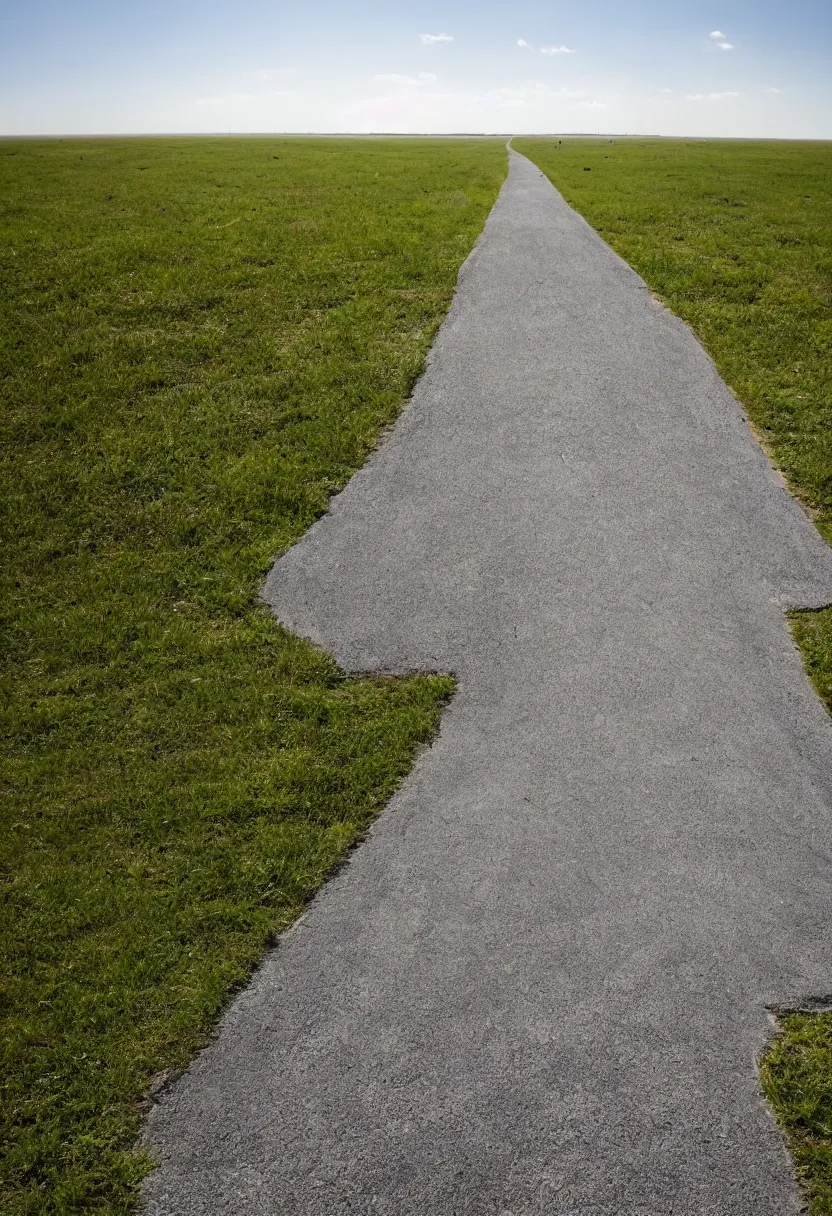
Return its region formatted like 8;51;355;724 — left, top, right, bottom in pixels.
145;149;832;1215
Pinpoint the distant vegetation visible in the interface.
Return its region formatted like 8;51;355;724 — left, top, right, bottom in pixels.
517;134;832;1215
0;135;506;1214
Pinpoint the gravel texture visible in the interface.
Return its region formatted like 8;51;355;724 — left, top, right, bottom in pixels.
144;148;832;1215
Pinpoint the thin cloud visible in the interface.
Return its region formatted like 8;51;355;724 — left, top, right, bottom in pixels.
420;32;453;44
572;99;606;110
541;45;576;54
374;73;437;87
708;30;734;50
766;87;783;94
658;87;674;94
341;79;614;134
242;68;296;82
195;90;295;106
341;85;481;133
486;82;592;109
491;87;527;104
686;90;740;102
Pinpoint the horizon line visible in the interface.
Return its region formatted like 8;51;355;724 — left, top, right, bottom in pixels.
2;131;830;141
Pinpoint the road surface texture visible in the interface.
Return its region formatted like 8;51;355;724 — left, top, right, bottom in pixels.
144;149;832;1214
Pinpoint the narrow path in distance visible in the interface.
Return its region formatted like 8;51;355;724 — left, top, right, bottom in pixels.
145;149;832;1215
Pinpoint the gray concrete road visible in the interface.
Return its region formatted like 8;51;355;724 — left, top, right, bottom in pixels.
144;149;832;1214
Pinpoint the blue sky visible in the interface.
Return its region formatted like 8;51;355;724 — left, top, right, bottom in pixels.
1;0;830;136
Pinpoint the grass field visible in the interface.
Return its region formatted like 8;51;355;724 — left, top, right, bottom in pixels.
4;132;831;1216
516;135;832;1215
0;135;506;1214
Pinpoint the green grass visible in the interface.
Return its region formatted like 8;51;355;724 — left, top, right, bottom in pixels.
515;135;832;1213
762;1010;832;1214
514;138;832;540
0;135;506;1214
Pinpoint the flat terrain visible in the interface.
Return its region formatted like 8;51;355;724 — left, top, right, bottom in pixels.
516;135;832;1214
4;134;832;1215
146;150;832;1215
0;136;506;1214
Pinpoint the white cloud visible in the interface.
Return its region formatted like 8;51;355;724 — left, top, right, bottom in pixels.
708;30;734;50
686;90;740;102
659;87;674;94
419;32;453;44
766;87;783;94
541;45;577;54
573;99;607;110
517;38;533;48
709;30;726;40
374;73;437;87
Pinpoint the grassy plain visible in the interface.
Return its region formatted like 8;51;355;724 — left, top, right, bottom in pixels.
0;136;506;1214
516;135;832;1214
